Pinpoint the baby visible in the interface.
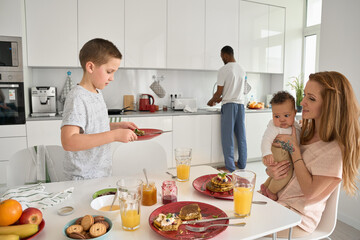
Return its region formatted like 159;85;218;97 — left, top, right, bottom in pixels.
260;91;301;200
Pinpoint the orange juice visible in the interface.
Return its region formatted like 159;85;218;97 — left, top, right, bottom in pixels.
234;187;253;216
99;205;120;211
176;164;190;181
121;209;140;230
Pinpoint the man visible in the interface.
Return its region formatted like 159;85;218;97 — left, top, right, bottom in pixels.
207;46;247;172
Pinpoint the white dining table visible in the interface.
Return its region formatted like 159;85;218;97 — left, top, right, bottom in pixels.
25;165;301;240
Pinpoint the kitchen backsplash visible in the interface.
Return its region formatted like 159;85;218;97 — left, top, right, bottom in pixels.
30;68;283;111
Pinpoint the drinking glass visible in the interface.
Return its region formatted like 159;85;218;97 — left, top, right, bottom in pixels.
117;178;143;231
232;170;256;217
175;148;192;182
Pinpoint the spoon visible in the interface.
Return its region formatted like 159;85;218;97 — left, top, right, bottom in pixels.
143;168;149;187
166;171;177;179
109;190;118;211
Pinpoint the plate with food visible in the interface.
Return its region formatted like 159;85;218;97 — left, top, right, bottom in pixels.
134;128;163;141
247;101;265;109
149;201;228;240
192;173;234;200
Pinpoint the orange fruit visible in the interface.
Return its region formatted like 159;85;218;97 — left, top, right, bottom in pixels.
0;199;23;226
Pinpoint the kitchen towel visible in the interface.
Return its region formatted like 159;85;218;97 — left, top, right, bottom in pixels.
183;105;197;113
59;71;74;104
0;183;74;210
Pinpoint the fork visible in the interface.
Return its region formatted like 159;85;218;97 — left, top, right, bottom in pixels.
166;171;177;179
185;222;246;232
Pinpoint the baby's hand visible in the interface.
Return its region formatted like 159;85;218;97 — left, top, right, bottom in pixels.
263;154;275;166
114;129;138;143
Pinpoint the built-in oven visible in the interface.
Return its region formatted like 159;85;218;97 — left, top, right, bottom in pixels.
0;36;25;125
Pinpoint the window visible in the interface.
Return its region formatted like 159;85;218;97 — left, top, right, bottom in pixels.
302;0;322;83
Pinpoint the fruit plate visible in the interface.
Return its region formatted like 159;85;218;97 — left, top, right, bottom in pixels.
149;201;228;240
23;219;45;240
192;174;234;200
136;128;162;141
92;188;117;199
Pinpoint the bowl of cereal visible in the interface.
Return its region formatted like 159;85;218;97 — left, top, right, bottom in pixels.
90;195;120;220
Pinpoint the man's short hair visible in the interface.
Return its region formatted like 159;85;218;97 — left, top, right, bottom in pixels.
221;46;234;56
270;91;296;111
79;38;122;71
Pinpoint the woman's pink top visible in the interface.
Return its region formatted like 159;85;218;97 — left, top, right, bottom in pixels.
277;140;343;233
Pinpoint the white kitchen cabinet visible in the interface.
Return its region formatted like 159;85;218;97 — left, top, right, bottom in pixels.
268;6;285;73
173;115;211;166
211;114;223;164
0;0;22;37
167;0;205;69
78;0;125;68
26;120;62;147
25;0;78;67
239;1;268;73
245;112;272;160
124;0;166;68
205;0;239;70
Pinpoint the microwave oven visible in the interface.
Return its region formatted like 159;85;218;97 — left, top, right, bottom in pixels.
0;36;23;82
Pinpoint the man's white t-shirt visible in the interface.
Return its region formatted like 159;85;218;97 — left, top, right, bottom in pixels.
216;62;246;105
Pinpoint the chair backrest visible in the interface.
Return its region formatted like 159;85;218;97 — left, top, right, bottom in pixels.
46;145;67;182
112;141;168;176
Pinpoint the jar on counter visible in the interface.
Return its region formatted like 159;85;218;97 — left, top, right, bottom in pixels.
142;182;157;206
162;180;177;204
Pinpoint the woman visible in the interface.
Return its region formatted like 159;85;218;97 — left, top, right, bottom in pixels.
264;71;360;238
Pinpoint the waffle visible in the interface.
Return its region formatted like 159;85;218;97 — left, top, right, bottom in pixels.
153;213;182;231
178;204;202;221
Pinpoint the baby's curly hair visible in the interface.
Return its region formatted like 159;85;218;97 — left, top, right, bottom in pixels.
270;91;296;110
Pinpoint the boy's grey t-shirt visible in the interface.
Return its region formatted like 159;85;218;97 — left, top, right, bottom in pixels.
61;85;111;180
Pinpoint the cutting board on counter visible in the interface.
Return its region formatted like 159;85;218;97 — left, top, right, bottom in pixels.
123;95;135;110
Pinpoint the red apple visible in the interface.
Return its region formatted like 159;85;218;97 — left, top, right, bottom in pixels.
18;207;43;225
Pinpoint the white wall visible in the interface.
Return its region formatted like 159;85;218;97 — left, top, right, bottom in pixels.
319;0;360;230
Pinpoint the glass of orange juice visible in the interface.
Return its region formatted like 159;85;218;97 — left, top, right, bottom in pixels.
232;170;256;217
117;178;143;231
175;148;192;182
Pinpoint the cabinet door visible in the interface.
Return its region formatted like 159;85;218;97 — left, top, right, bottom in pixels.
173;115;211;166
239;1;268;73
268;6;285;73
78;0;125;68
211;114;224;164
245;112;272;160
167;0;205;69
0;0;22;37
26;120;62;148
124;0;166;68
205;0;238;70
127;117;173;168
25;0;78;67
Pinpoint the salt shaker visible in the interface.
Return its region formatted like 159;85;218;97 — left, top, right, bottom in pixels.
162;180;178;204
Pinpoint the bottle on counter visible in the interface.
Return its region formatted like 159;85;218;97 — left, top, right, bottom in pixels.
162;180;177;204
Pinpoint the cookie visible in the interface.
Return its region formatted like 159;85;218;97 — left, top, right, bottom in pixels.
93;215;105;223
89;222;107;238
75;217;83;225
97;220;109;230
66;224;84;235
81;215;94;231
68;232;86;239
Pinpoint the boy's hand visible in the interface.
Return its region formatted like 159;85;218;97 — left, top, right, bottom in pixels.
114;129;138;143
263;154;275;166
117;121;138;130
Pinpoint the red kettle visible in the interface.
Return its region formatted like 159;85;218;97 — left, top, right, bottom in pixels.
139;94;155;111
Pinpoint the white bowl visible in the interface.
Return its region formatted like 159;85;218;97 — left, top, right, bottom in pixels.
90;195;120;220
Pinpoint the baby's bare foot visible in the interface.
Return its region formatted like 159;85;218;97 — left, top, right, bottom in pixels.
266;188;278;201
260;184;268;196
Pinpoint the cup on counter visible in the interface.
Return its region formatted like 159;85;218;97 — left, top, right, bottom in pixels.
149;105;156;113
232;170;256;217
117;178;143;231
175;148;192;182
141;181;157;206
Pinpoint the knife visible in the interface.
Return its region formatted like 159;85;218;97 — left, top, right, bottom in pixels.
182;216;244;224
144;130;172;135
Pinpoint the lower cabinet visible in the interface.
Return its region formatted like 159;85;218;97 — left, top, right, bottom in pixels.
26;120;62;148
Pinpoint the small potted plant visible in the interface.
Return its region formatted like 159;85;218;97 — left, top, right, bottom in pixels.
288;73;304;112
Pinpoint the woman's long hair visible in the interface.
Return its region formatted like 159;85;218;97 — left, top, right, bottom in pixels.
301;71;360;195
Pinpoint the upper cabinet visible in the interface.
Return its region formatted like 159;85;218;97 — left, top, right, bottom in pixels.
205;0;239;70
25;0;78;67
124;0;166;68
239;1;285;73
0;0;22;37
78;0;125;68
167;0;205;70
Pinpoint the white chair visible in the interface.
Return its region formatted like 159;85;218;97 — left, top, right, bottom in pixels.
112;141;168;176
46;145;67;182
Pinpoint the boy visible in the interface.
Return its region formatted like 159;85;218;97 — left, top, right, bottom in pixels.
260;91;301;200
61;38;138;180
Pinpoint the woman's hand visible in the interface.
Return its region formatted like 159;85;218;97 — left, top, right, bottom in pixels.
266;161;291;180
274;125;300;156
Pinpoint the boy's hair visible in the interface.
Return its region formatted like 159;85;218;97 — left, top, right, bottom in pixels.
221;45;234;56
270;91;296;111
79;38;122;71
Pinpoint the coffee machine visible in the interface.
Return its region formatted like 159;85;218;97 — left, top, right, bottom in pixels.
30;87;57;117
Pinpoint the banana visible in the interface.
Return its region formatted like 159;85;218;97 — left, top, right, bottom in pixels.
0;224;38;238
0;235;20;240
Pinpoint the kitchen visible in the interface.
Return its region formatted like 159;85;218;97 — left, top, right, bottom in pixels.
0;0;359;238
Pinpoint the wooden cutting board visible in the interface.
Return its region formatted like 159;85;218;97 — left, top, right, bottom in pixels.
123;95;135;110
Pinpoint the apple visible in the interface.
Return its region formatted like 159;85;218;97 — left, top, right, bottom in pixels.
18;207;43;225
